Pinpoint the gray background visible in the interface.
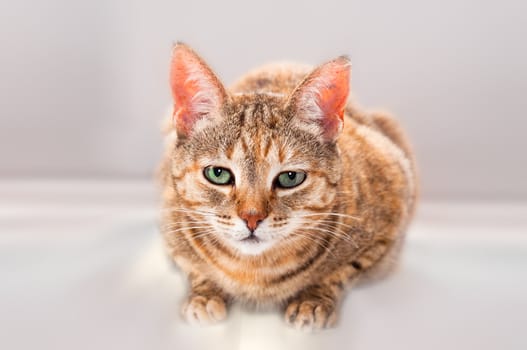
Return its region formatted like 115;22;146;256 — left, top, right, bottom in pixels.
1;0;526;199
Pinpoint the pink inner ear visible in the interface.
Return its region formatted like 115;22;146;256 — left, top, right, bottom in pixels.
317;63;349;119
288;56;351;141
171;67;200;135
313;59;350;140
169;45;225;136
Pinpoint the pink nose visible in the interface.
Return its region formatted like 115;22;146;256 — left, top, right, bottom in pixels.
239;210;266;231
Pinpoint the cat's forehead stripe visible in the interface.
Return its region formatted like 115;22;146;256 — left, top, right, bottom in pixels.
262;136;273;159
232;91;286;98
225;142;235;160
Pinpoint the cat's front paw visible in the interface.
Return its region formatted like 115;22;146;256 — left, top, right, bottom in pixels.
285;298;337;331
181;295;227;325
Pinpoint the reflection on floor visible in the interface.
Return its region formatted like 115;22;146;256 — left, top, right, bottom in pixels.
1;181;526;350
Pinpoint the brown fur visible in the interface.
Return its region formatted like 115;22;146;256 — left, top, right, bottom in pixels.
159;44;418;330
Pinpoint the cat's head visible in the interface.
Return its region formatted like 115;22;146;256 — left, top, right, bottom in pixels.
169;43;350;255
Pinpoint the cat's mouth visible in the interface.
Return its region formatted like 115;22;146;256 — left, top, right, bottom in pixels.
231;232;275;255
240;233;261;243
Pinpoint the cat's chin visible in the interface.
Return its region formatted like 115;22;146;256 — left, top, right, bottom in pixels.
230;238;275;256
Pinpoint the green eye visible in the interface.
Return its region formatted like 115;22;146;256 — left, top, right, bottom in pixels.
203;166;233;185
276;171;306;189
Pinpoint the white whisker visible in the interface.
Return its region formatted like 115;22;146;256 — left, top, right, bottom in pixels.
296;212;362;221
162;207;218;216
291;231;337;259
297;225;358;248
163;225;213;235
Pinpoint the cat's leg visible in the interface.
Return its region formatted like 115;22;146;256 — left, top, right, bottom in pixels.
285;239;391;331
182;275;230;325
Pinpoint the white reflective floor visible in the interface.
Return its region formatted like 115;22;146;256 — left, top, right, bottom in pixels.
1;181;526;350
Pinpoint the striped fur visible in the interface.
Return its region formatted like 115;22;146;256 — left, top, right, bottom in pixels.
159;44;418;330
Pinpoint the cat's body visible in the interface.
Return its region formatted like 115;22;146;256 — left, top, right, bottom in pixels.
160;44;417;330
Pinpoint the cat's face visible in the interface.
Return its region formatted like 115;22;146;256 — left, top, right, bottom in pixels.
169;44;350;255
172;95;342;254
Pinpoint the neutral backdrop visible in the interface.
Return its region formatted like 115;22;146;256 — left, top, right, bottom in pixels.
2;0;526;200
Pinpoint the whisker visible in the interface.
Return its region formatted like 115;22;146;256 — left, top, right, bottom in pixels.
291;231;337;259
296;212;362;221
161;220;211;224
162;207;218;216
298;218;357;230
162;225;212;235
297;225;358;248
161;221;211;228
190;230;218;239
312;221;353;238
190;230;228;252
161;223;212;231
295;213;362;246
296;219;350;237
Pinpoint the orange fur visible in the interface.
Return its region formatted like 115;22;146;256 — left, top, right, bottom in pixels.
159;44;418;330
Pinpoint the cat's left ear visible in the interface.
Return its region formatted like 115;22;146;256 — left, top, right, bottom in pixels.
170;43;228;138
285;56;350;142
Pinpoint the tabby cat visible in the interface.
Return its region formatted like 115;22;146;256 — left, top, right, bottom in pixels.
159;43;417;330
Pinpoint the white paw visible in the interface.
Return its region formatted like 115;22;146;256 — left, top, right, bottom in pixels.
182;295;227;325
285;299;337;331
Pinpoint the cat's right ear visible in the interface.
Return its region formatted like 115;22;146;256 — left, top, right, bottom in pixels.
170;43;227;138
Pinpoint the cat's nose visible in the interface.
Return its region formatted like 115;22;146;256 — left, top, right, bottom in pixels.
239;210;266;232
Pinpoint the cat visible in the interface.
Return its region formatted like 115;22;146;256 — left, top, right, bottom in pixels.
159;43;417;331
